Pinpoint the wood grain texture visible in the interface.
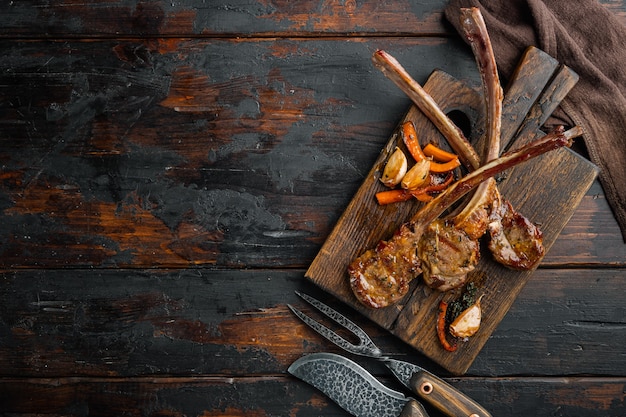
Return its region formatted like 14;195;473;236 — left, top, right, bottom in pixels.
0;37;479;269
0;376;623;417
0;268;623;378
0;0;623;37
0;0;624;415
0;1;447;37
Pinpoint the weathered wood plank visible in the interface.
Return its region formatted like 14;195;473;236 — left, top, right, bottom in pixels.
0;376;623;417
0;0;623;38
0;37;476;269
0;0;449;38
545;181;626;266
0;268;622;378
1;38;624;269
471;267;626;376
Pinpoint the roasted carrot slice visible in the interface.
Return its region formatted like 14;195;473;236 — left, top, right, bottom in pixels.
375;189;413;205
401;123;459;172
429;156;461;173
437;300;458;352
423;143;459;162
413;193;433;202
411;173;454;195
401;121;427;162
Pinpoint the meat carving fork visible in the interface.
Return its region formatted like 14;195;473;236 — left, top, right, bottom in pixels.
288;291;491;417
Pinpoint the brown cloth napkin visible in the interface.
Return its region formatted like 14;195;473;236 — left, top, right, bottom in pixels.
445;0;626;242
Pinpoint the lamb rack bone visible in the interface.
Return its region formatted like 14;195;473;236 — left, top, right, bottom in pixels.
410;126;576;233
372;50;480;171
415;7;505;291
460;6;503;164
349;126;579;308
452;6;503;237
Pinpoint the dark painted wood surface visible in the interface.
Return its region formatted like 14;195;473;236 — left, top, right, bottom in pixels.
0;1;624;416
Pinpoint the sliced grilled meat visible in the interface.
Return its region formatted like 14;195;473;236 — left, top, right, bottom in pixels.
349;222;422;309
418;219;480;292
488;199;545;270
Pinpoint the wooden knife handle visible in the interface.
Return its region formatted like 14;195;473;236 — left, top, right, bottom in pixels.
400;399;429;417
410;371;492;417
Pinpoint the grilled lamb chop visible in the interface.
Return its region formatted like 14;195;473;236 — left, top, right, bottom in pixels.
372;8;546;288
349;126;579;308
417;218;480;292
487;200;545;270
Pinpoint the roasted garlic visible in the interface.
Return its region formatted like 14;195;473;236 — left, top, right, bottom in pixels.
380;147;407;187
449;295;483;338
401;158;430;190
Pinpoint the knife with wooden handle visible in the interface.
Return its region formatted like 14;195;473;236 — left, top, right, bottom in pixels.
384;358;492;417
289;353;430;417
410;369;491;417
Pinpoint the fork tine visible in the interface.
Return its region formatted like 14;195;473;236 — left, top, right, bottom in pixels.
287;304;360;352
295;291;371;343
290;291;382;357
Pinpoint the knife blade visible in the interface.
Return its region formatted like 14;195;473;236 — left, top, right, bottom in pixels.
288;352;429;417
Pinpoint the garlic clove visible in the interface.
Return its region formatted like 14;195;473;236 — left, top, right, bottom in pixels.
401;158;431;190
381;147;408;187
449;295;483;338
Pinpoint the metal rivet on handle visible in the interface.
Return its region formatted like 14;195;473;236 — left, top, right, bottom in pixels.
419;381;433;395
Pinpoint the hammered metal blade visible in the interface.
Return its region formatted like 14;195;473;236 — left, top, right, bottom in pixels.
288;352;410;417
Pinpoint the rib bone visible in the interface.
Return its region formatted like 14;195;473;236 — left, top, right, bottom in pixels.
372;50;479;171
461;6;503;164
452;7;502;238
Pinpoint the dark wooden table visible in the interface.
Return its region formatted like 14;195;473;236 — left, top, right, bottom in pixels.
0;1;624;416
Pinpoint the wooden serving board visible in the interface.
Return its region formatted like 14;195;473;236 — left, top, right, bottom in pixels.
305;47;599;375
